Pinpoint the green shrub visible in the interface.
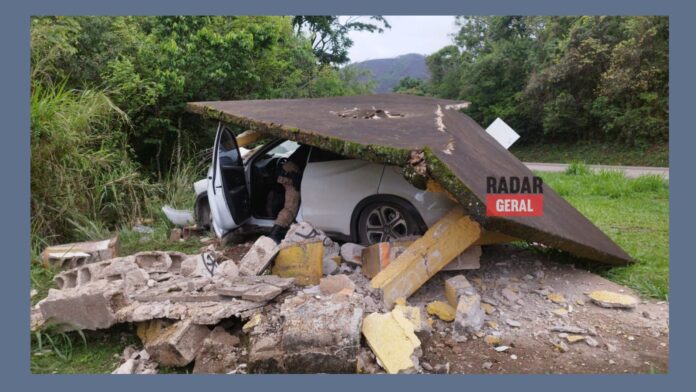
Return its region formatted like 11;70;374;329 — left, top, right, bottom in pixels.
564;161;591;176
30;82;156;246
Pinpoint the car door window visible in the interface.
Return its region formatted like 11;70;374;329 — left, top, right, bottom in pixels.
219;128;241;166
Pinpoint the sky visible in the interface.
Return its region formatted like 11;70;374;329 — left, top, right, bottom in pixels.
344;16;458;63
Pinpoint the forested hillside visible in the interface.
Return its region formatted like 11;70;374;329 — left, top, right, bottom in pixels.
395;16;669;147
352;53;429;93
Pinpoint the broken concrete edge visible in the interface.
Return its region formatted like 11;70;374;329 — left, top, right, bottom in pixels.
425;147;633;265
188;103;632;266
371;208;482;308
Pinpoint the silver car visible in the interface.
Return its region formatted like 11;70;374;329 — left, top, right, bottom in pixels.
195;123;456;244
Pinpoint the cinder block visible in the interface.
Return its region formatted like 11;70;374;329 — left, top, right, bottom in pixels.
444;275;476;307
363;241;481;279
144;319;210;367
239;236;279;276
38;281;127;330
41;237;119;270
271;241;323;286
280;293;363;373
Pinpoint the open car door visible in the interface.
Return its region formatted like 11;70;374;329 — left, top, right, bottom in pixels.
207;123;251;237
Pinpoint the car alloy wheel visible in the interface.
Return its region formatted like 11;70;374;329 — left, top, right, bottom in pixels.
364;205;409;244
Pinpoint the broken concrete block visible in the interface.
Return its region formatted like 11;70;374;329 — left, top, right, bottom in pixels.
441;246;481;271
371;208;482;308
426;301;455;322
239;236;279;276
361;240;410;278
124;269;149;291
362;240;481;278
249;331;284;373
215;260;239;281
340;243;365;266
180;253;217;278
37;280;127;330
319;274;356;296
241;284;283;302
41;237;119;270
272;241;324;286
280;293;363;373
144;319;210;367
362;307;422;374
282;222;340;257
193;326;240;374
453;293;485;337
587;290;638;309
444;275;475;307
134;251;172;273
323;255;340;275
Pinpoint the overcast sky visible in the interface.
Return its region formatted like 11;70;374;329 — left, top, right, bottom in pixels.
344;16;458;63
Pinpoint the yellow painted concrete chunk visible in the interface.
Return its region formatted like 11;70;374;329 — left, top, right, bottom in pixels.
362;310;421;374
426;301;455;322
587;290;638;309
136;319;172;345
547;293;566;304
484;335;502;346
272;241;323;286
566;335;586;344
242;313;262;333
552;308;569;316
481;302;495;315
371;208;481;308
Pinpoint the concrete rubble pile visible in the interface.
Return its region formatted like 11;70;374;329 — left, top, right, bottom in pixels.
31;221;653;374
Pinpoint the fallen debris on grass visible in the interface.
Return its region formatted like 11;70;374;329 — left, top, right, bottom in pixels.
41;237;119;270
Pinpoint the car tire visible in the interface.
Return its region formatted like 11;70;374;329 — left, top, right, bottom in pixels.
356;198;424;245
194;193;212;230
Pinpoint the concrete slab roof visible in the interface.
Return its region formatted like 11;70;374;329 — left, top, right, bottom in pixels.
187;94;632;265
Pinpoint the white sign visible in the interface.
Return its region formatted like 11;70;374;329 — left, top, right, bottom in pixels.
485;118;520;150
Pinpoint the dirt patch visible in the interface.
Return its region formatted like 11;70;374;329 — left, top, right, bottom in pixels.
410;245;669;374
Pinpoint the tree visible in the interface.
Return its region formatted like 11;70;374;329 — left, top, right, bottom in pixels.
423;16;668;145
292;16;390;65
392;76;428;95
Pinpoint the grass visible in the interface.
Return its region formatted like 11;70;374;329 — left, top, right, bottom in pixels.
538;166;669;299
510;141;668;167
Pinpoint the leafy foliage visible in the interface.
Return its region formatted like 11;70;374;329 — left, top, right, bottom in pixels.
423;16;668;146
31;16;378;174
292;16;390;65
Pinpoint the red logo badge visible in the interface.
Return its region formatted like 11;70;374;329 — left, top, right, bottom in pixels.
486;176;544;217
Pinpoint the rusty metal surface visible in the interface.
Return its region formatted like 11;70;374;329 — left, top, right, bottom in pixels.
187;94;632;265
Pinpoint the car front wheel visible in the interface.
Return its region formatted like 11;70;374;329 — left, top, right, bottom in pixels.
356;199;424;245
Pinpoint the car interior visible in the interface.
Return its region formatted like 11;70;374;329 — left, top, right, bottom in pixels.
249;139;347;220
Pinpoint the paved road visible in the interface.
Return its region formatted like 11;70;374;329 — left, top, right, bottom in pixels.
524;162;669;179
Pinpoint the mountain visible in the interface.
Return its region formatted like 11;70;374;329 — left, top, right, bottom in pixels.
351;53;430;93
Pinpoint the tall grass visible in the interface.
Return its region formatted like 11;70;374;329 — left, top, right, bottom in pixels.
30;82;156;248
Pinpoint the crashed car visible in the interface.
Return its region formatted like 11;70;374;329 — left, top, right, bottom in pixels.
194;123;456;244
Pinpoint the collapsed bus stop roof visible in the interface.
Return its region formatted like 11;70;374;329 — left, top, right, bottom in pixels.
187;94;632;265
